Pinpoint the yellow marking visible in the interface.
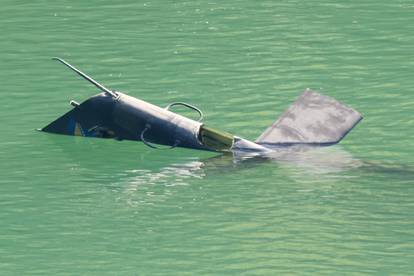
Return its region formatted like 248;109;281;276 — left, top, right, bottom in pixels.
199;125;234;151
74;123;83;136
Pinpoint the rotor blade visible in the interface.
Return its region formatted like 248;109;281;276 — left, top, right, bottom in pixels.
52;57;117;97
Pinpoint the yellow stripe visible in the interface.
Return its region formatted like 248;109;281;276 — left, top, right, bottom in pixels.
74;123;83;136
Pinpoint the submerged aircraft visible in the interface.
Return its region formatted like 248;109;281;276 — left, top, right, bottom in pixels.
41;58;362;153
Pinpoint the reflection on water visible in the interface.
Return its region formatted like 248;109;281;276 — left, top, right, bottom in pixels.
112;145;365;206
44;135;414;209
120;161;205;207
234;145;363;172
106;144;414;207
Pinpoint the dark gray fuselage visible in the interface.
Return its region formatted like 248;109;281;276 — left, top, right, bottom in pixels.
42;92;210;151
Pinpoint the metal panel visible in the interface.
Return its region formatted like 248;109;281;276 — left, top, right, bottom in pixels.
256;90;362;146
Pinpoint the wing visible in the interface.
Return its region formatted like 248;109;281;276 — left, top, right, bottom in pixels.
256;90;362;146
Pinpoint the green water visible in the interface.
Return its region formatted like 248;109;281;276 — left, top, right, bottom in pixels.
1;1;414;275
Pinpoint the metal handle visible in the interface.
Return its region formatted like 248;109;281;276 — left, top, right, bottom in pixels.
165;102;204;122
140;124;179;149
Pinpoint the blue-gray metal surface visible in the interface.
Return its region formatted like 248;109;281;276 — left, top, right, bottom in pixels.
41;59;363;153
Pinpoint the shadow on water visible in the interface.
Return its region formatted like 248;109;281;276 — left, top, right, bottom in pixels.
44;132;414;185
38;133;414;208
206;146;414;183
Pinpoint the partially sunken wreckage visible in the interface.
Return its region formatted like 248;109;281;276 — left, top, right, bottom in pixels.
41;58;362;153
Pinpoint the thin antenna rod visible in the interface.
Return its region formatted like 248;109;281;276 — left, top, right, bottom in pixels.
52;57;117;98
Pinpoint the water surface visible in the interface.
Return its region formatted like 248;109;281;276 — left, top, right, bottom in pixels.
1;0;414;274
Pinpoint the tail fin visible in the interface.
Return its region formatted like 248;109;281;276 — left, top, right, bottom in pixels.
255;90;362;146
41;93;117;139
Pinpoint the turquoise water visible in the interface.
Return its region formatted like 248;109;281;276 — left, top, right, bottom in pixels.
1;1;414;274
